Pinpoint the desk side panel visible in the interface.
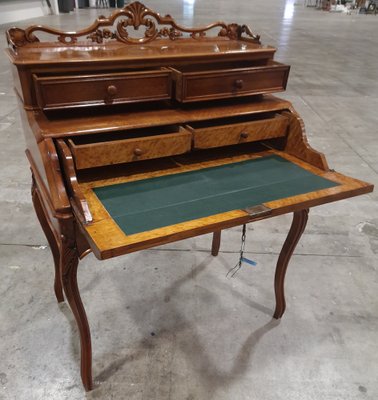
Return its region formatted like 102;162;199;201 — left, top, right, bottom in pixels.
19;101;71;218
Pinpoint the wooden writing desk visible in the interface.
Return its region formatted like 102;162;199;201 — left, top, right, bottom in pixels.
6;2;373;391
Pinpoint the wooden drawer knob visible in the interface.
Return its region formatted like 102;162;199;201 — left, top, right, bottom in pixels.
107;85;118;96
234;79;244;89
240;132;249;139
133;148;143;156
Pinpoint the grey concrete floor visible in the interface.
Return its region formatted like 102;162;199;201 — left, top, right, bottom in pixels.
1;1;378;399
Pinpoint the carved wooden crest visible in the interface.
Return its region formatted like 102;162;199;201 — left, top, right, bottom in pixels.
6;1;260;50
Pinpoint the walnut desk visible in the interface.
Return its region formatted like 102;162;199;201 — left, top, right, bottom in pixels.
6;2;374;391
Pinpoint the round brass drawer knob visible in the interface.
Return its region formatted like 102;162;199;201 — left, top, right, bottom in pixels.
234;79;244;89
133;148;143;156
240;132;249;139
107;85;118;96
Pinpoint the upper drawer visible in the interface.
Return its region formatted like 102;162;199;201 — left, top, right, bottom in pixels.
171;62;290;103
33;69;172;110
187;113;289;149
68;126;192;170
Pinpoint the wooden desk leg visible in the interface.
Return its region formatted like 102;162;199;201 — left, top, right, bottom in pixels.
273;209;309;319
211;230;222;256
31;177;64;303
61;239;93;391
31;175;92;390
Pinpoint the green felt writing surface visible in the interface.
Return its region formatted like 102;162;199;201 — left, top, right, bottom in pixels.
94;155;338;235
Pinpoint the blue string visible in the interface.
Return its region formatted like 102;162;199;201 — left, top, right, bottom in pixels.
241;257;257;266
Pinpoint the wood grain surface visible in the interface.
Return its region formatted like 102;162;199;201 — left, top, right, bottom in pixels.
189;113;288;149
69;127;192;169
34;69;172;110
172;61;290;102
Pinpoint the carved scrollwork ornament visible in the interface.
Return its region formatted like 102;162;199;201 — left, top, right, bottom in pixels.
6;1;260;49
6;28;39;51
157;27;182;40
218;23;260;41
87;29;117;44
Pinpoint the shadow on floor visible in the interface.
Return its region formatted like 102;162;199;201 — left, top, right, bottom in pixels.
82;255;281;398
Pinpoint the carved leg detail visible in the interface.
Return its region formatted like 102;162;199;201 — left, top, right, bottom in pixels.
61;242;93;391
211;231;221;256
31;177;64;303
273;209;309;319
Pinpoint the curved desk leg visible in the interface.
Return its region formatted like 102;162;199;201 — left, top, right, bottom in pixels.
211;230;221;256
273;209;309;319
61;240;93;391
31;176;64;303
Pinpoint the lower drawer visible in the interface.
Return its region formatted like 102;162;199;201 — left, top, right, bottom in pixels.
68;126;192;169
187;114;289;149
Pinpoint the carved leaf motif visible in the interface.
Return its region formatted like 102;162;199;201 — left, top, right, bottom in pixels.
128;1;146;27
218;23;260;41
240;24;261;41
144;19;157;38
158;27;182;40
191;31;206;39
87;29;116;43
6;28;39;50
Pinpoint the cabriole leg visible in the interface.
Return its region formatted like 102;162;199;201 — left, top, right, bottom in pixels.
273;209;309;319
31;175;64;303
61;240;93;391
211;230;221;256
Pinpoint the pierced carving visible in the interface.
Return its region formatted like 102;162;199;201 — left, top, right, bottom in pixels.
190;31;207;39
6;1;260;50
58;35;77;45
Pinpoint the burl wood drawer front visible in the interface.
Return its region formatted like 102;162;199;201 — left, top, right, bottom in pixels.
172;62;290;103
188;114;289;149
33;69;172;110
68;127;192;169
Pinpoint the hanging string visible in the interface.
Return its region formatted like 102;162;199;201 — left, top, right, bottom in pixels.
227;224;257;278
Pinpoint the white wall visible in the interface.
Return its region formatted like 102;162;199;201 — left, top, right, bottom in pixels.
0;0;59;25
